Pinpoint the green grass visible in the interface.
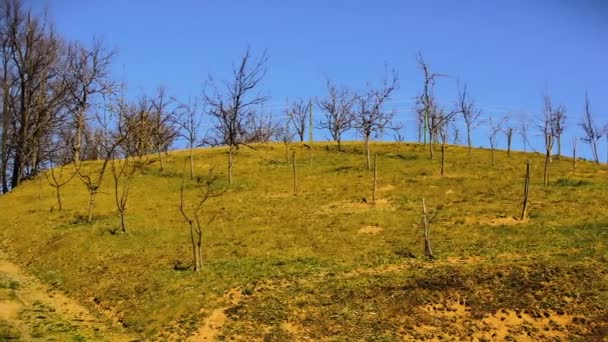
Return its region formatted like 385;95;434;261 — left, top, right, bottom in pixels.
0;142;607;340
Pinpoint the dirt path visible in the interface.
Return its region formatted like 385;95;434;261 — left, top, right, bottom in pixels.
0;250;135;341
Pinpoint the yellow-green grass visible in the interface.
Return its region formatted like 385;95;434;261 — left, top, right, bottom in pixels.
0;142;606;340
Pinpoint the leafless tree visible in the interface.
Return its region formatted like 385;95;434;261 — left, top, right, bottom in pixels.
110;152;134;233
552;105;566;158
149;87;178;171
179;166;222;272
77;97;130;223
353;69;399;169
426;105;457;159
504;126;514;158
416;52;445;149
176;98;202;179
455;82;481;154
579;93;602;164
62;39;116;164
518;117;532;153
421;199;442;260
275;115;294;163
288;98;310;142
0;0;68;189
319;79;355;151
43;145;78;210
204;47;269;185
488;116;507;166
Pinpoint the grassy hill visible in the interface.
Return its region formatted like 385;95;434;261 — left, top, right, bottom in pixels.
0;142;607;341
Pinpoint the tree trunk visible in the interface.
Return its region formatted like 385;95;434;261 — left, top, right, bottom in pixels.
196;228;203;271
521;160;530;220
189;224;198;272
189;147;194;179
228;146;234;186
157;148;164;171
428;133;434;160
87;191;96;223
284;143;289;164
292;151;297;195
56;186;62;211
557;134;562;159
372;153;377;204
422;198;433;259
120;212;126;233
365;135;371;170
466;125;472;155
507;128;513;158
572;137;577;173
73;111;84;164
491;147;495;166
441;142;445;176
543;148;550;186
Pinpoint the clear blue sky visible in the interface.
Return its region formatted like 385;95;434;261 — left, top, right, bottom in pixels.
30;0;608;159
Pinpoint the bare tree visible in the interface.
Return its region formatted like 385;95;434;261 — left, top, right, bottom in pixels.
110;153;134;233
179;166;222;272
504;127;514;158
455;82;481;155
62;39;116;164
552;105;566;158
353;69;399;169
579;93;602;164
421;199;442;260
176;98;202;179
78;97;130;223
1;0;68;189
427;106;457;159
43;146;78;210
288;98;310;142
518;117;532;153
319;79;355;151
488;116;507;166
149;87;178;171
416;52;445;149
204;47;268;185
275;115;294;164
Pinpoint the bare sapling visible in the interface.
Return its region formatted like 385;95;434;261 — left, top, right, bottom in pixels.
579;93;602;164
44;151;79;211
521;160;530;220
488;116;507;166
421;198;438;260
179;166;222;272
111;155;135;233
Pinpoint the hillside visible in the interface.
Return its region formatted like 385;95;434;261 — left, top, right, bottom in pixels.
0;142;607;341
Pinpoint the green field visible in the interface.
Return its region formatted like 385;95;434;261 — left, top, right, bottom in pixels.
0;142;607;341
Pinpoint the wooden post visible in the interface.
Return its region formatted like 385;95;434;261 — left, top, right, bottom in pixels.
372;153;378;204
521;160;530;221
292;151;297;195
422;198;433;259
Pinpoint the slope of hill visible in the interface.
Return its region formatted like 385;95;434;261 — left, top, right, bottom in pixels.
0;142;607;340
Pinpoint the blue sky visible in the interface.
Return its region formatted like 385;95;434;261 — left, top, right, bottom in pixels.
31;0;608;159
